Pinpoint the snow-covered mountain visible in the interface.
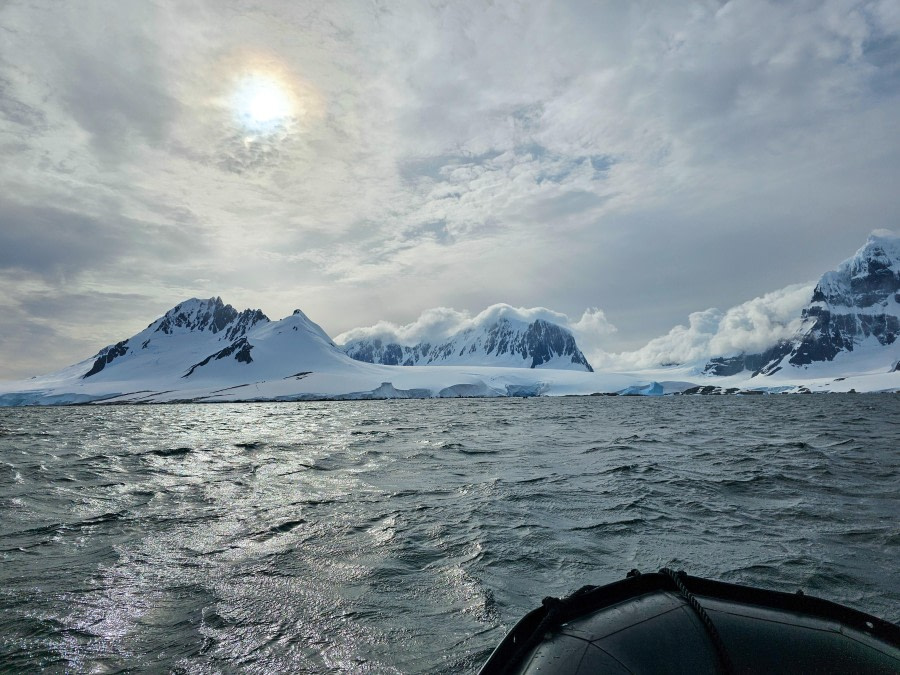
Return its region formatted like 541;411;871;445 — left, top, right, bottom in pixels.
341;316;594;372
20;297;357;393
704;233;900;377
2;234;899;406
0;297;621;405
81;297;271;380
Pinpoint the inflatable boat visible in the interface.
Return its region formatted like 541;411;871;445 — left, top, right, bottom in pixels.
478;568;900;674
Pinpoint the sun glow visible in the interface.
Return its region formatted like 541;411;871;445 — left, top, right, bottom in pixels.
216;53;324;140
232;73;296;132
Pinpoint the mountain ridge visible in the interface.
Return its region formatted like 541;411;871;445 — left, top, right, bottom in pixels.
341;315;594;372
0;233;898;404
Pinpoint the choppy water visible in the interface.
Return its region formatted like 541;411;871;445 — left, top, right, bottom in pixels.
1;396;898;672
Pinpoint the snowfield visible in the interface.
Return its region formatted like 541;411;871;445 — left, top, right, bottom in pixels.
1;346;896;406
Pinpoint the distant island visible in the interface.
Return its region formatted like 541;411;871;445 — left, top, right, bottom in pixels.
1;233;897;405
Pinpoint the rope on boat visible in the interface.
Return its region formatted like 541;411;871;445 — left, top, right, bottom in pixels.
661;567;734;674
493;569;734;674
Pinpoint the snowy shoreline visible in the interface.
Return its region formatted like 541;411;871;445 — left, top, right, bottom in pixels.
2;364;897;406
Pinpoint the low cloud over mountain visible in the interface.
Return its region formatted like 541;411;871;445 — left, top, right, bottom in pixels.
336;304;615;352
610;283;815;370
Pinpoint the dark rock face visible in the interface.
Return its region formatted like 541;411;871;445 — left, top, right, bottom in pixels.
348;339;406;366
703;342;792;377
788;308;899;366
483;319;593;370
786;240;900;367
380;343;403;365
83;340;130;378
788;309;856;365
704;235;900;375
226;309;269;341
183;337;254;378
680;385;740;395
154;297;268;340
342;318;593;371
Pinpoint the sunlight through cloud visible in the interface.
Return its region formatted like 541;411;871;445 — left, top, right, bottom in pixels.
232;73;296;134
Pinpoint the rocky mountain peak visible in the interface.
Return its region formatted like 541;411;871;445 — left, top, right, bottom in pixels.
151;297;269;341
83;297;271;379
704;232;900;376
811;234;900;308
342;314;593;371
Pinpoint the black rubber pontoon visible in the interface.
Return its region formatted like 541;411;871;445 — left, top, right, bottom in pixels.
479;568;900;674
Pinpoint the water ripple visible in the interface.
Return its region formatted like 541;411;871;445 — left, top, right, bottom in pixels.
0;396;898;672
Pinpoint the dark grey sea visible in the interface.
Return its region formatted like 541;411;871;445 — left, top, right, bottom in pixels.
1;396;898;672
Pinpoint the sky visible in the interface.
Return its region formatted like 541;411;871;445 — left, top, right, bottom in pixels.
1;0;899;379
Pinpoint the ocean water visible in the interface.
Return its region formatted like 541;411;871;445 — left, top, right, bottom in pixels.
0;396;898;673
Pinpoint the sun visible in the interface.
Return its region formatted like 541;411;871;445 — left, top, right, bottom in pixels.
232;73;295;132
217;53;324;138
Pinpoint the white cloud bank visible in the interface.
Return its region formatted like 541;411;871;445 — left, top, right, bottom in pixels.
335;280;815;371
605;282;816;369
334;304;616;349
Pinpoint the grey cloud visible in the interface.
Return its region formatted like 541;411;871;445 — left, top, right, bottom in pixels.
1;0;899;378
0;197;209;281
862;35;900;94
403;220;453;245
214;128;298;175
0;199;126;277
48;5;181;156
528;190;609;223
0;316;78;381
0;286;164;380
17;289;150;323
0;72;46;129
399;150;504;184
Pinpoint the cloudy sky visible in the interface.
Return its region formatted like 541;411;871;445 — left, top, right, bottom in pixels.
1;0;899;379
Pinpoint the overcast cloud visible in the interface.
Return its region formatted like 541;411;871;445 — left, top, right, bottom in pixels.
1;0;899;378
